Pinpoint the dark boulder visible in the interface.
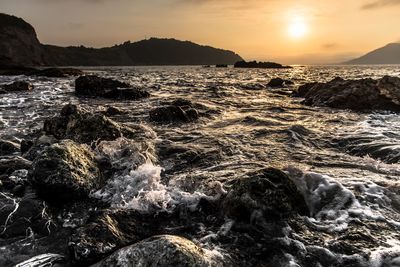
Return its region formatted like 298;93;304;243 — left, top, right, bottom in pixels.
294;76;400;111
234;60;292;69
0;65;37;76
0;192;53;238
75;75;150;100
216;64;228;68
149;99;204;123
267;78;294;88
70;210;160;265
100;106;125;116
29;67;83;78
0;156;31;175
29;139;103;203
2;81;33;92
222;168;308;222
92;235;220;267
43;104;150;144
0;140;20;156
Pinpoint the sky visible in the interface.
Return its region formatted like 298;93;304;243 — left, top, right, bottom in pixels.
1;0;400;64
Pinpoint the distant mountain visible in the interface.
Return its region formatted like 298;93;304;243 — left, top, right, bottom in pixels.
345;43;400;65
0;13;243;67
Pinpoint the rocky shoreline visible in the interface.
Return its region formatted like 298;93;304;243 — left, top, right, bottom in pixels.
1;69;400;266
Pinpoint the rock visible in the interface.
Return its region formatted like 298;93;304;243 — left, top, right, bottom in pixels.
294;76;400;111
22;135;57;161
100;106;125;116
29;67;83;78
234;60;292;69
20;139;34;154
0;156;31;175
70;210;160;265
75;75;150;100
43;104;151;144
0;65;37;76
2;81;33;92
149;99;201;123
216;64;228;68
29;139;103;203
222;168;308;222
91;235;219;267
14;254;66;267
0;140;20;156
0;192;53;238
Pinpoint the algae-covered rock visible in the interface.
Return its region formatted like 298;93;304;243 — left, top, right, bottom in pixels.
29;139;103;203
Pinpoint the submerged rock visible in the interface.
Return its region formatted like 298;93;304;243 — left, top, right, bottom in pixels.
1;81;33;92
234;60;292;69
149;98;205;123
294;76;400;111
29;139;103;203
43;104;149;144
92;235;219;267
75;75;150;100
0;140;20;156
29;67;83;78
222;168;308;222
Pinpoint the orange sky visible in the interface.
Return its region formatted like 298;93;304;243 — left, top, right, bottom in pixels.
1;0;400;64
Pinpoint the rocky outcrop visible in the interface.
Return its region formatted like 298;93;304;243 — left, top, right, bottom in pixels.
75;75;150;100
234;61;292;69
222;168;308;221
43;104;148;144
1;81;33;93
295;76;400;111
0;14;47;66
92;235;218;267
29;140;103;203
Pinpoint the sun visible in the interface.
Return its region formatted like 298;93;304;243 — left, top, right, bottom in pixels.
288;19;308;39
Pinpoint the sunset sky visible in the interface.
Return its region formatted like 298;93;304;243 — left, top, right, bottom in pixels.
1;0;400;64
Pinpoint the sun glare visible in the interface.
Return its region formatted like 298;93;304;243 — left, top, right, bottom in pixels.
288;19;308;39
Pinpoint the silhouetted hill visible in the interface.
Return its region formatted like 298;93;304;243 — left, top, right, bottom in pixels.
345;43;400;64
0;13;243;66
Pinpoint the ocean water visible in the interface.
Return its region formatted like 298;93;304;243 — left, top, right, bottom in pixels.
2;65;400;266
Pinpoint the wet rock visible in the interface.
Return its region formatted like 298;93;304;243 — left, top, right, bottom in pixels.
92;235;219;267
43;104;151;144
149;99;204;123
14;254;66;267
0;65;37;76
0;140;20;156
222;168;309;222
22;135;57;161
75;75;150;100
101;106;125;116
2;81;33;92
0;156;31;175
29;139;104;203
216;64;228;68
0;192;53;238
294;76;400;111
234;60;292;69
267;78;293;88
29;67;83;78
70;209;160;265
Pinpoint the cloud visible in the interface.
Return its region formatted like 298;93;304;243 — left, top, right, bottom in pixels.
322;43;339;49
361;0;400;9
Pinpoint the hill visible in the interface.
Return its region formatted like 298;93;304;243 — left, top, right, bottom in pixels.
0;13;243;66
345;43;400;65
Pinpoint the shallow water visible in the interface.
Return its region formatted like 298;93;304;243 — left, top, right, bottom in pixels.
2;65;400;266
